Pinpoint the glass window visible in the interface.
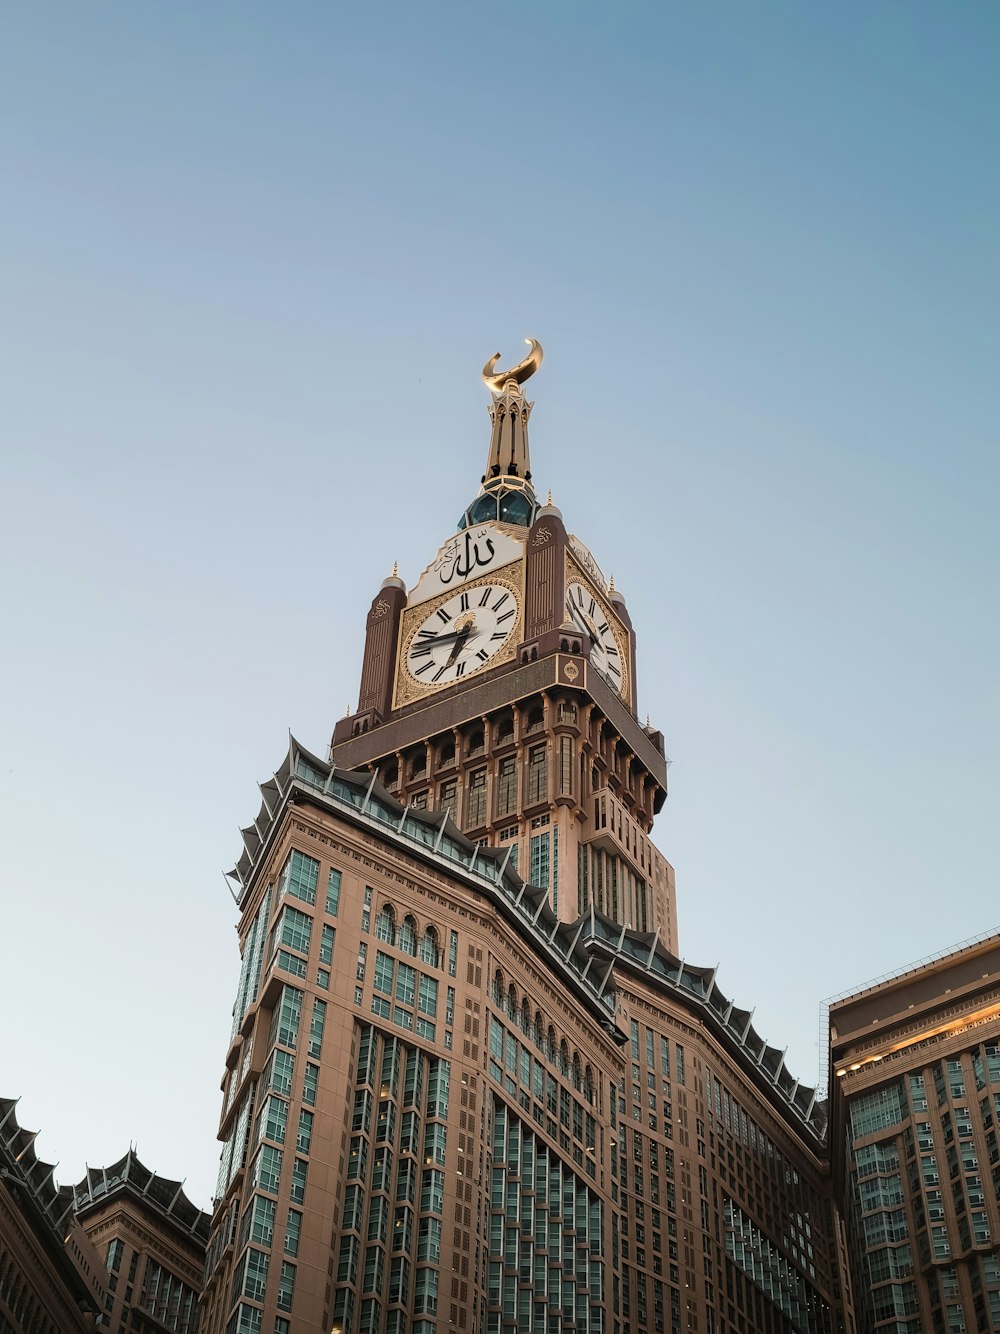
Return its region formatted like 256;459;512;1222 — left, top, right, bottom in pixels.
280;850;319;906
326;868;342;916
527;744;548;803
496;757;517;818
319;925;335;965
276;906;313;956
284;1208;302;1257
466;769;487;826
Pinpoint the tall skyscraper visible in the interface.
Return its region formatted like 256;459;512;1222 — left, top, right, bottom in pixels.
202;344;840;1334
829;932;1000;1333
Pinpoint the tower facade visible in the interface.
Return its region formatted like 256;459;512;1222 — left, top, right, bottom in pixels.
201;344;842;1334
331;339;676;952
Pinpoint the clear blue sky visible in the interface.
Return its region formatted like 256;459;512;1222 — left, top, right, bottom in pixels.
2;3;997;1209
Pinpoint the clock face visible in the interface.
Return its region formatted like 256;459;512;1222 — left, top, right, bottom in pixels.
565;580;624;695
403;581;520;690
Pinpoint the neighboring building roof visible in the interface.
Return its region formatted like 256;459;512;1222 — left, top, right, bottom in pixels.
0;1096;103;1314
581;910;829;1147
229;736;624;1036
227;737;826;1147
72;1147;211;1243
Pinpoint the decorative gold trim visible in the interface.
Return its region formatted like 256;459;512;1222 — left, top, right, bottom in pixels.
394;567;524;709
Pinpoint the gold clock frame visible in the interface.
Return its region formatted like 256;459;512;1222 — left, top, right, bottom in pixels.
393;567;525;709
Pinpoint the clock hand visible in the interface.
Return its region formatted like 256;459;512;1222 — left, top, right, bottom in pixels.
444;625;473;667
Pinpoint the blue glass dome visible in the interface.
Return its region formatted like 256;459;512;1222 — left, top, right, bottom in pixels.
458;480;538;530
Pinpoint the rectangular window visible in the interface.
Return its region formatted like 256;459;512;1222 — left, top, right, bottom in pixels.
297;1108;314;1154
276;906;313;956
268;1048;294;1096
249;1195;275;1245
276;1260;295;1312
326;867;342;915
291;1158;308;1204
448;931;458;978
280;850;319;906
440;779;457;819
418;975;438;1018
396;963;416;1007
309;998;327;1057
303;1063;319;1107
527;744;548;803
375;952;395;995
275;949;307;979
559;736;573;795
496;757;517;818
319;924;335;966
466;769;487;827
251;1143;283;1194
259;1095;288;1145
274;986;303;1048
284;1208;302;1257
530;833;550;890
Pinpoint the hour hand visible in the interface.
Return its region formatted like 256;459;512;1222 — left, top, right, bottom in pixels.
446;620;482;664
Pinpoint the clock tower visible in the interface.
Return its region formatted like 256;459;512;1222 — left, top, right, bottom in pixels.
331;341;676;949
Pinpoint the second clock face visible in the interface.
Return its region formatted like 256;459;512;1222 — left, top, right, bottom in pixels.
565;580;624;694
404;582;520;689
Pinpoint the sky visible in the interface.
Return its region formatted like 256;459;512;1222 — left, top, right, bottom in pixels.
1;3;997;1212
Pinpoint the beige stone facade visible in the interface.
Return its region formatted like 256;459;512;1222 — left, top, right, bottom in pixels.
829;933;1000;1333
73;1150;210;1333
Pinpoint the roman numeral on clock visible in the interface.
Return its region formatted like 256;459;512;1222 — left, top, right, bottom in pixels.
436;607;452;624
459;592;469;611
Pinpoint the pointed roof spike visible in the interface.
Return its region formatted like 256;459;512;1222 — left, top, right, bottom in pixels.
546;489;553;505
392;559;398;577
609;573;615;592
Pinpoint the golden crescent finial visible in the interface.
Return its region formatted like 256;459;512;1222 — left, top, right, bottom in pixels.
482;338;543;393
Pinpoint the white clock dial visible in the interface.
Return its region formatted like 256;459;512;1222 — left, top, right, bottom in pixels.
404;582;520;689
565;581;624;694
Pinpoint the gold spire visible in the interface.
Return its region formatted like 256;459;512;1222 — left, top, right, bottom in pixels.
481;338;543;393
609;574;615;593
546;490;553;505
391;560;398;578
481;339;543;487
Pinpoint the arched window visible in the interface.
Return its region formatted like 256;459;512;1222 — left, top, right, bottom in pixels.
508;984;518;1019
559;1040;569;1077
409;752;426;779
438;740;455;767
419;926;439;967
399;915;417;956
520;1000;531;1037
572;1053;582;1091
526;704;544;733
495;715;514;745
493;969;505;1006
375;904;396;944
547;1026;556;1061
467;729;485;756
584;1065;595;1105
382;764;399;792
535;1012;545;1052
